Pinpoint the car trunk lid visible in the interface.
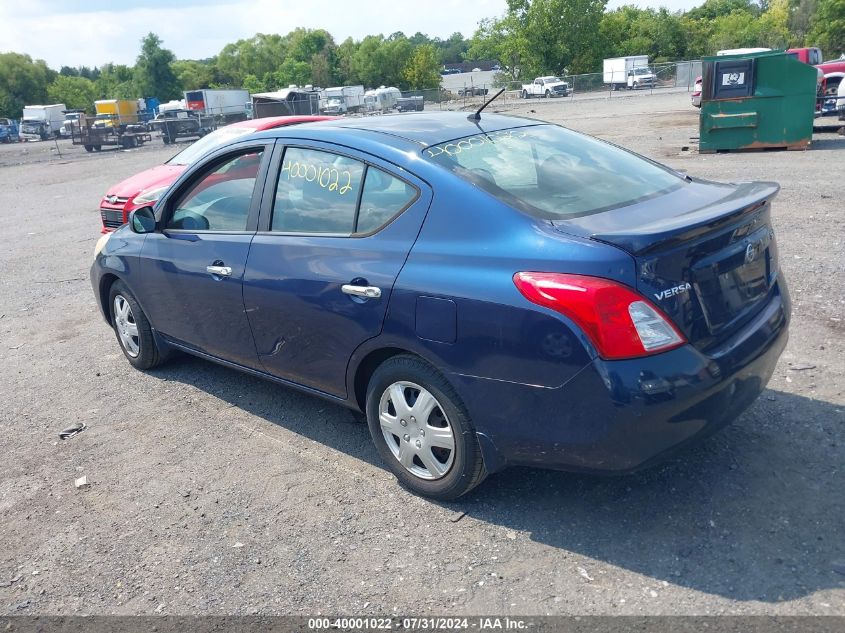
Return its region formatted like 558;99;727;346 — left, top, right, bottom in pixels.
553;180;781;351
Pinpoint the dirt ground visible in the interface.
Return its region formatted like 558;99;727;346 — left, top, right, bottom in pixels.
1;91;843;616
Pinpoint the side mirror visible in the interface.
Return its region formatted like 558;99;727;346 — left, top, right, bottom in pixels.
130;206;157;234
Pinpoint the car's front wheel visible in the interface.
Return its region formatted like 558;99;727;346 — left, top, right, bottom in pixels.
109;281;163;370
366;355;486;500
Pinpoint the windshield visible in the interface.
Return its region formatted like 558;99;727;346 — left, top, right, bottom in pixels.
166;125;256;166
541;77;562;83
424;125;683;219
634;67;651;75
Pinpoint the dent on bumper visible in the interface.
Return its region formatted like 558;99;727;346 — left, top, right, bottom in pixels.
458;285;790;474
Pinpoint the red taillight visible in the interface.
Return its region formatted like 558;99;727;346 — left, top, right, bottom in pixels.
513;272;686;360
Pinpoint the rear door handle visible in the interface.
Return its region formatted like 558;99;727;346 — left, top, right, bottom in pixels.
206;265;232;277
341;284;382;299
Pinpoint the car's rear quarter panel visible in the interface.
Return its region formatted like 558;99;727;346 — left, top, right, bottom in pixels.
376;175;638;437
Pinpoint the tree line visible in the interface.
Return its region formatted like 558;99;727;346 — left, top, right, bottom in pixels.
0;29;464;119
471;0;843;80
1;0;842;119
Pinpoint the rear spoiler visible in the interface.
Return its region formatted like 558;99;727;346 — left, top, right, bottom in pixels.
555;181;779;256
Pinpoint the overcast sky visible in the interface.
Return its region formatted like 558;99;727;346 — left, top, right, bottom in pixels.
1;0;703;69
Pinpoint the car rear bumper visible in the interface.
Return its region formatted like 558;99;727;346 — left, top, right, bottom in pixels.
456;278;790;474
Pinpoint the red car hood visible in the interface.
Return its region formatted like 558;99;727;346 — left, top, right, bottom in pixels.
105;163;185;199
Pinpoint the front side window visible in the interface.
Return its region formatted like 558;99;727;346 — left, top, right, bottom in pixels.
424;125;683;219
167;149;263;231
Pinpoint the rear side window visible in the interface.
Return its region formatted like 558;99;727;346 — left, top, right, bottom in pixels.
271;147;417;235
424;125;683;219
356;167;418;234
273;147;364;233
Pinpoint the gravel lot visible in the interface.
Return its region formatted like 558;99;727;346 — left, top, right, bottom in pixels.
1;91;843;616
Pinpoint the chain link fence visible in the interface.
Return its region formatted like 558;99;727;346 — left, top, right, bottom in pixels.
493;60;703;98
388;60;704;113
248;61;705;119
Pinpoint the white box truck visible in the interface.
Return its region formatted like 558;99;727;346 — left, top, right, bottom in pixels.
603;56;655;91
19;104;66;140
184;89;249;120
321;86;365;115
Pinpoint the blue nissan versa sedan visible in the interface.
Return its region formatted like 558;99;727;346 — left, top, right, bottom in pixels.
91;111;790;499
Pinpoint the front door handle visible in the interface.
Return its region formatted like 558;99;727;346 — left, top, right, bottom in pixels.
342;284;382;299
206;265;232;277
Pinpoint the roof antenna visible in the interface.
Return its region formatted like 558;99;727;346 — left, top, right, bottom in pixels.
468;88;506;121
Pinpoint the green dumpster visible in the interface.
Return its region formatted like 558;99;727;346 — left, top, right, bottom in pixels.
699;50;818;153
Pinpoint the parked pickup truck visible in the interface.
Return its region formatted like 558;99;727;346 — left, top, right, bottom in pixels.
521;76;569;98
815;57;845;117
0;118;19;143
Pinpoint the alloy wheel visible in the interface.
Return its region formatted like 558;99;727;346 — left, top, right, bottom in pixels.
378;381;455;480
113;294;140;357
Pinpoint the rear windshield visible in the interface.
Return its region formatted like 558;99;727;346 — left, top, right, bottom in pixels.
424;125;683;219
167;125;255;166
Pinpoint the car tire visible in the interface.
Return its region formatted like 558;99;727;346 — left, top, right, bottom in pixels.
545;90;551;98
109;281;163;370
522;90;528;99
365;355;486;500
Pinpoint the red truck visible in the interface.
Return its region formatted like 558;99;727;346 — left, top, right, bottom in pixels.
788;48;845;116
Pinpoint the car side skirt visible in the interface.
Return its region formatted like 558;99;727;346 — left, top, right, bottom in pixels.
159;333;357;409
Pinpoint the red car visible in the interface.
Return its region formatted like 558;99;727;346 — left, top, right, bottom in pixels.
691;76;702;108
99;115;334;233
